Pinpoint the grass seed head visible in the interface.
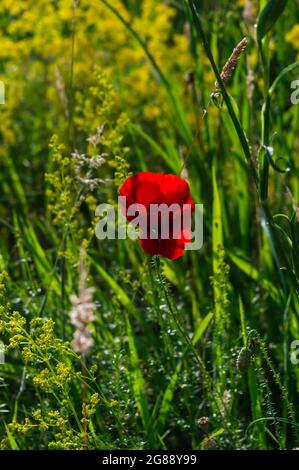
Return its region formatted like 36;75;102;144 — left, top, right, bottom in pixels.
215;37;248;89
236;347;252;373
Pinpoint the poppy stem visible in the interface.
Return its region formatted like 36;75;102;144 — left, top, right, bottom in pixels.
147;257;173;358
153;257;235;441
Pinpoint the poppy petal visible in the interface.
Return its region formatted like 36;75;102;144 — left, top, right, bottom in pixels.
140;238;161;257
160;174;192;206
159;238;185;260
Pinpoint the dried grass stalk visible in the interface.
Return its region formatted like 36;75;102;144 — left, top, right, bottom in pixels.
215;37;248;89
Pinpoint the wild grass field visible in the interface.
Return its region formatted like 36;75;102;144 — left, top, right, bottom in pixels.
0;0;299;451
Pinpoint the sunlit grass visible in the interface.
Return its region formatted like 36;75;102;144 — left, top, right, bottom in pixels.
0;0;299;450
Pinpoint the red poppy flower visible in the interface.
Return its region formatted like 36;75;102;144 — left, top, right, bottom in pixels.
119;172;195;260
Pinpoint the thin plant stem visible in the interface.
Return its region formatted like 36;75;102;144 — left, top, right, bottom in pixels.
82;355;88;450
147;257;173;359
186;0;258;190
153;256;237;446
69;1;77;148
258;38;270;202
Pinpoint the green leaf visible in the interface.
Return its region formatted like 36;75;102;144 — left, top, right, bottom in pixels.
192;312;214;346
239;296;247;348
126;316;153;444
257;0;288;41
228;252;281;303
4;423;19;450
212;161;223;268
156;312;213;431
269;61;299;97
129;124;181;173
156;361;181;431
92;261;143;323
210;428;225;438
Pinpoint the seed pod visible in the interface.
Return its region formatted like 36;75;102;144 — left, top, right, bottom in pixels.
198;416;209;434
203;437;216;449
257;0;288;41
247;335;259;355
236;347;252;372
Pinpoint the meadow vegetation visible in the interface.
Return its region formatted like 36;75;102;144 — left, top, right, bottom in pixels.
0;0;299;450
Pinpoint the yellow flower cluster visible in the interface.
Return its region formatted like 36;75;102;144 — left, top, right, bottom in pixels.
33;363;72;390
0;275;102;449
286;25;299;60
44;69;130;261
0;0;194;152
